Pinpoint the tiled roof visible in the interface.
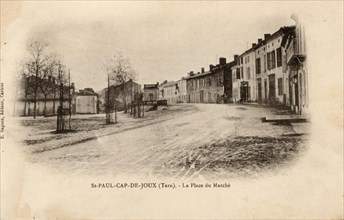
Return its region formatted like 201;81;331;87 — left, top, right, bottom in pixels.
159;81;177;88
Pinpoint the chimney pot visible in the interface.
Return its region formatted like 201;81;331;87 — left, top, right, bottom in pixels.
219;57;226;65
209;64;215;71
201;67;205;73
264;34;271;40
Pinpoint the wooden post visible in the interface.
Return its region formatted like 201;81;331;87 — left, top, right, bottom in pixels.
68;69;71;130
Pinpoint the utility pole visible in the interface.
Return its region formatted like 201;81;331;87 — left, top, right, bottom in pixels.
56;61;65;132
33;61;38;119
68;69;71;130
106;73;110;124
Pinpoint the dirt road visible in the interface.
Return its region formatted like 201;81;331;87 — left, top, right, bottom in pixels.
27;104;308;179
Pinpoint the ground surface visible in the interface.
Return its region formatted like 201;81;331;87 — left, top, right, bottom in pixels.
17;103;309;179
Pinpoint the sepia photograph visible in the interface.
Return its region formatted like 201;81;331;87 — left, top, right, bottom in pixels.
1;1;343;219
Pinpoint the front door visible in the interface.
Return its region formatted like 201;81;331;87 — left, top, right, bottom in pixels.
264;79;267;102
268;74;276;103
257;79;262;102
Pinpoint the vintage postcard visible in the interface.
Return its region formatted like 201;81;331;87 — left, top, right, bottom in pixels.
1;1;343;219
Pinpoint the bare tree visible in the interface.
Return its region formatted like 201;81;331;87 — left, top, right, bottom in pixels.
25;40;51;118
48;57;68;115
39;56;57;116
107;53;137;113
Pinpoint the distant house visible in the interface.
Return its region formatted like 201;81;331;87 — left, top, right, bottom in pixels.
74;88;98;114
14;75;75;116
177;78;187;103
185;57;231;103
143;83;159;101
159;81;178;105
99;79;142;112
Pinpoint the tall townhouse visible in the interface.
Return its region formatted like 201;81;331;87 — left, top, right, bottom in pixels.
286;16;308;115
263;26;295;105
255;37;267;103
241;45;257;102
186;57;229;103
225;60;236;103
232;44;257;103
177;77;187;103
159;81;178;104
231;55;242;102
143;83;159;101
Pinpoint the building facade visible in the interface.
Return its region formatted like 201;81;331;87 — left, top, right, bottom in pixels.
14;75;75;116
241;47;257;102
286;16;308;115
74;88;98;114
186;58;229;104
256;27;295;105
143;83;159;101
100;79;142;112
159;81;178;104
177;78;187;103
232;55;243;102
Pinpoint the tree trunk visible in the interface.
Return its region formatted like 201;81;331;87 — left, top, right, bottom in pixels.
137;101;141;118
53;91;56;115
23;99;27;116
33;88;37;118
123;87;127;114
44;94;47;117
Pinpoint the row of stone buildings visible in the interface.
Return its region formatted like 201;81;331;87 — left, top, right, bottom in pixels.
14;75;100;116
143;18;308;115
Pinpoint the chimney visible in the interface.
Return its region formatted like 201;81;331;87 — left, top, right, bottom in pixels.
234;54;238;60
264;34;271;40
209;64;215;71
252;43;257;48
201;67;205;73
219;57;226;65
258;38;263;44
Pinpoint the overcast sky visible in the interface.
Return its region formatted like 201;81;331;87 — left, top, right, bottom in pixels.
1;1;324;91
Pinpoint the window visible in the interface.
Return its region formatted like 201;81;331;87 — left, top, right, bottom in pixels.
267;50;276;70
264;54;267;72
236;68;241;79
256;58;261;74
241;57;243;64
278;78;283;95
277;47;282;67
271;50;276;69
247;67;250;79
241;67;243;79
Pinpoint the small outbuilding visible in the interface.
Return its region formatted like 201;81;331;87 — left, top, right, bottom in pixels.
75;88;98;114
